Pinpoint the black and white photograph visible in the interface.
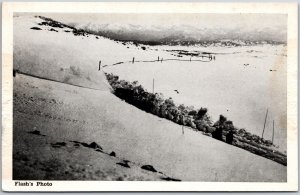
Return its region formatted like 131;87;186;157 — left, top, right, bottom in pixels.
2;2;298;191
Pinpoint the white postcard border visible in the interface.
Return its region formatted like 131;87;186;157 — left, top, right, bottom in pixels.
2;2;298;191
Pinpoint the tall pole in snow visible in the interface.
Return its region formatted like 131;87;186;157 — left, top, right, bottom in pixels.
99;61;101;70
262;109;268;139
272;120;275;144
152;78;155;94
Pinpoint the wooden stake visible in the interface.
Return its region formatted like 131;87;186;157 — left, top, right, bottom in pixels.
99;61;101;70
262;109;268;138
272;120;275;144
152;78;154;94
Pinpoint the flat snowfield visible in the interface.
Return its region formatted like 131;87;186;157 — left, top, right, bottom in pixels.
13;14;287;181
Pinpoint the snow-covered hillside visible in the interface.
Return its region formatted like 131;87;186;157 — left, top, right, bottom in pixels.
13;14;287;181
13;14;173;90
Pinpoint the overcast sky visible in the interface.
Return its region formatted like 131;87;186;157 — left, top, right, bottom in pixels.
42;13;287;42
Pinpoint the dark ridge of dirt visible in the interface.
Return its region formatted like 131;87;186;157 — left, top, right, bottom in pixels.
70;140;81;144
95;149;103;152
109;151;116;157
161;176;181;181
30;27;42;30
89;142;102;150
51;142;67;148
141;165;157;172
76;141;103;151
28;130;46;136
49;28;58;32
116;161;130;168
73;143;80;147
66;140;176;179
80;142;90;147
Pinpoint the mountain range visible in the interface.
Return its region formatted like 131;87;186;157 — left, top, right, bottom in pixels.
69;22;286;46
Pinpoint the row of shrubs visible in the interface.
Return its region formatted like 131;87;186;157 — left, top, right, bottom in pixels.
37;16;89;37
105;73;215;131
37;16;75;30
105;73;278;146
105;73;276;146
105;66;286;166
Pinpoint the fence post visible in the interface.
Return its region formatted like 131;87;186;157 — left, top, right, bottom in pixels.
152;78;155;93
99;61;101;70
261;109;268;139
272;120;275;144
